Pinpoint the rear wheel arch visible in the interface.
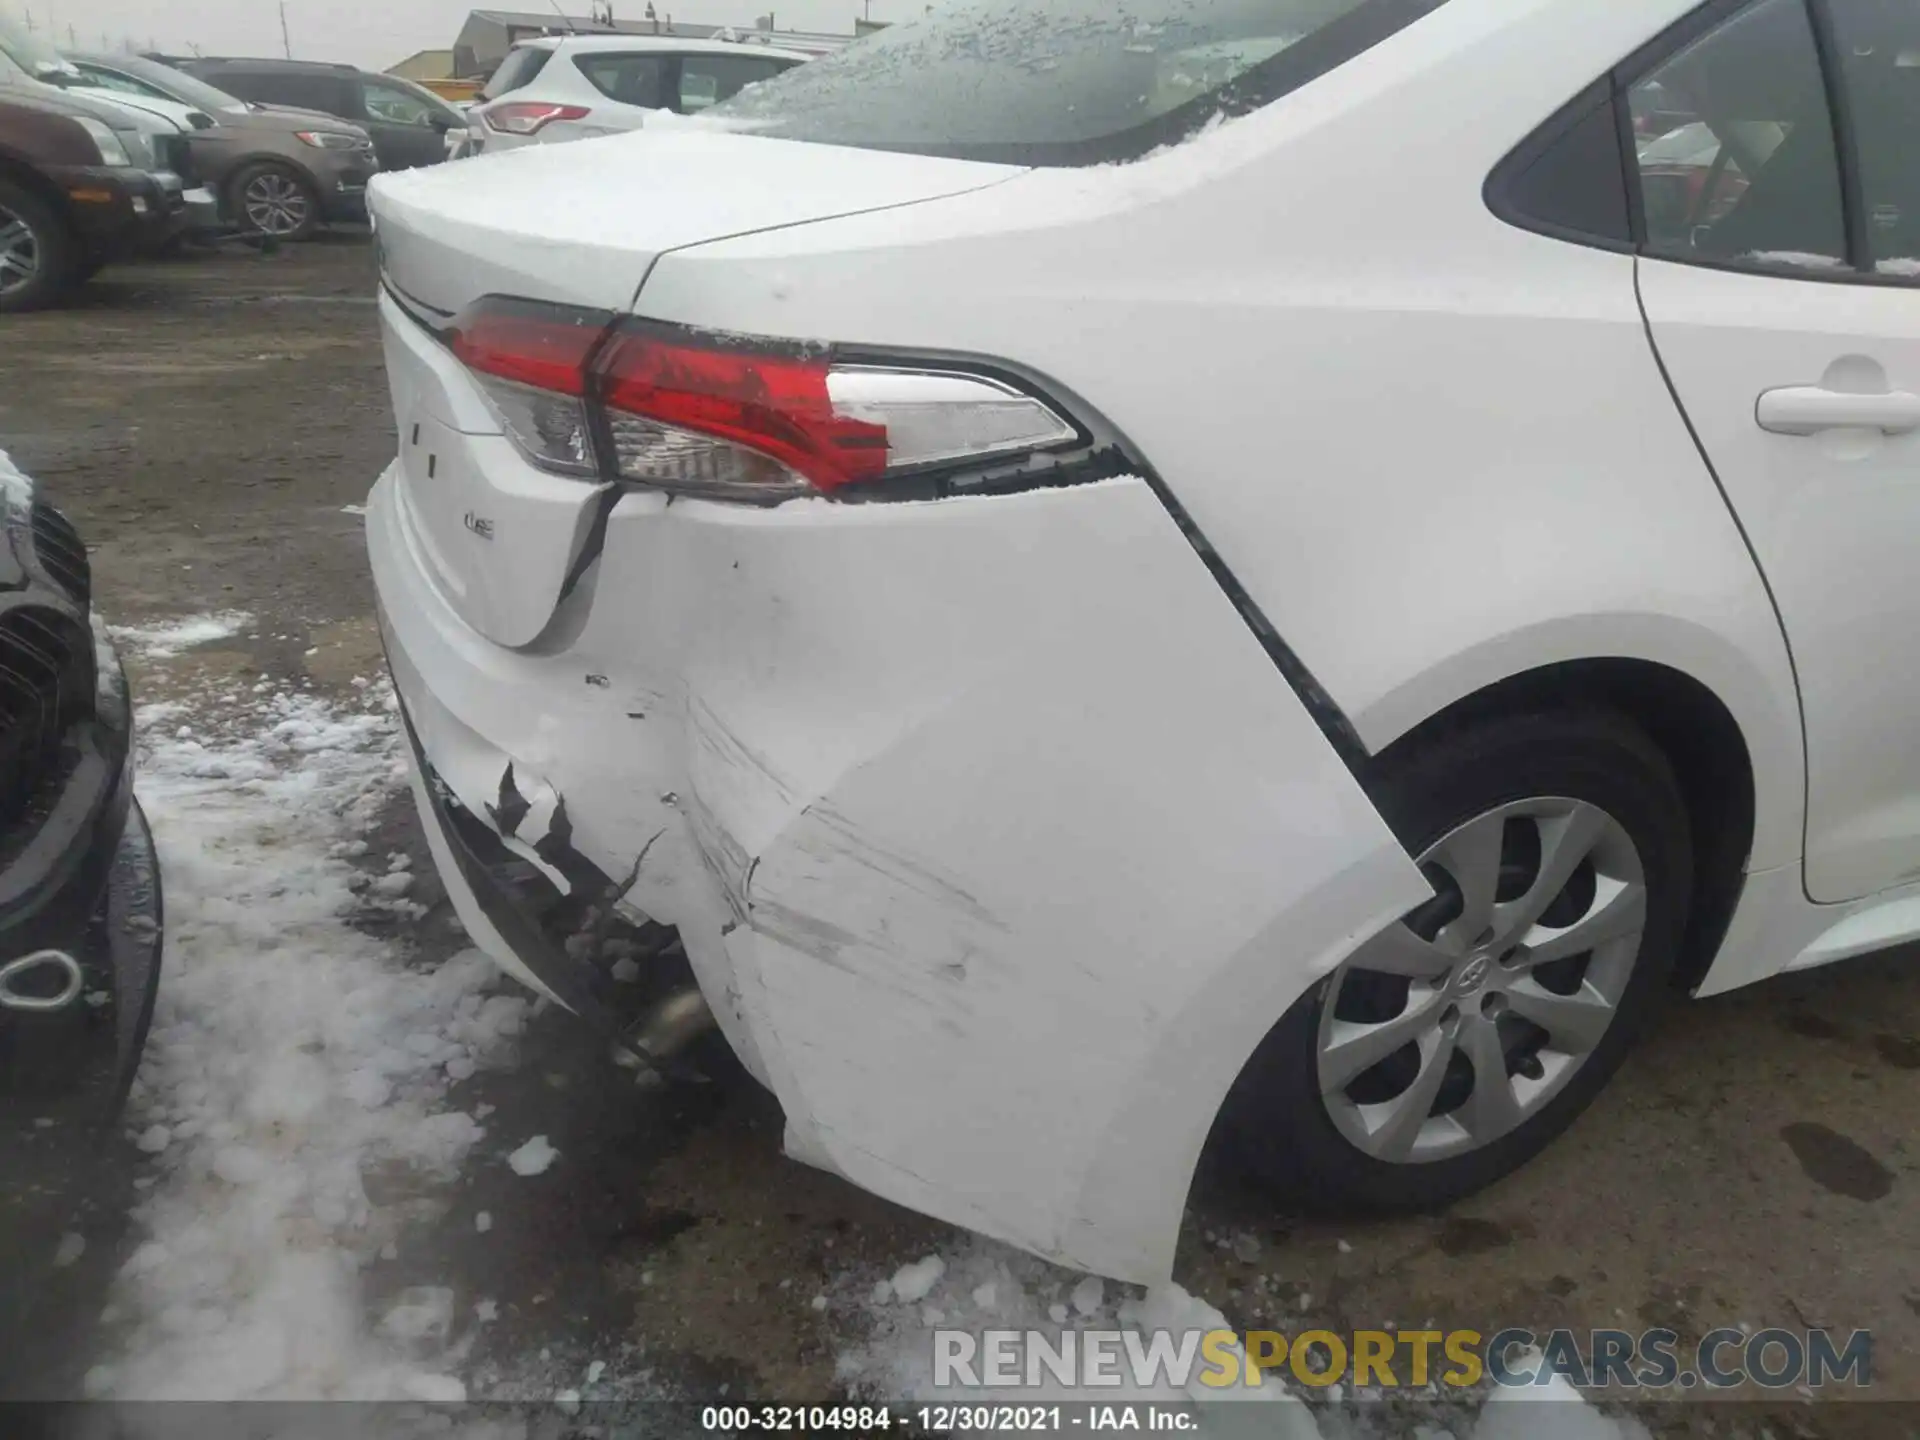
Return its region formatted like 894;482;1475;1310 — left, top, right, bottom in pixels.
0;165;82;311
232;150;323;188
1364;657;1756;995
0;157;73;230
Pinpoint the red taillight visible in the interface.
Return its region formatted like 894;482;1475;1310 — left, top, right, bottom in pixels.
595;326;889;493
445;296;1081;500
449;301;606;396
483;102;591;135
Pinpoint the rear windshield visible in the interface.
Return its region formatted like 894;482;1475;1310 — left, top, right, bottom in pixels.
483;45;553;100
707;0;1448;166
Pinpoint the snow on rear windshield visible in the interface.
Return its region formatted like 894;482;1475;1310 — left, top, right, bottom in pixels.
708;0;1446;166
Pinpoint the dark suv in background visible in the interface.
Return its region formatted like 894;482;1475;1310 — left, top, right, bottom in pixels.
161;58;461;174
66;53;378;239
0;90;183;311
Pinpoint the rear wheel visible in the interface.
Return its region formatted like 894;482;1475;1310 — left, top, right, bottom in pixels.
229;162;319;241
0;179;78;314
1222;709;1692;1212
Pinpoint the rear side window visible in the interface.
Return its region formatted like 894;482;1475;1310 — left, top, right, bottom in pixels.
363;78;442;126
675;54;798;113
483;46;552;100
1490;0;1920;286
707;0;1451;166
217;69;345;114
1627;0;1847;268
573;52;669;108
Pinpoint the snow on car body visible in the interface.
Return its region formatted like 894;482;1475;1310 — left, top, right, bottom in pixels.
367;0;1920;1283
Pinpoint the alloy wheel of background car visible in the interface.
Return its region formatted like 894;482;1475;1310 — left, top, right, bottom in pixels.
235;166;316;240
1222;709;1691;1213
0;180;73;314
0;206;37;297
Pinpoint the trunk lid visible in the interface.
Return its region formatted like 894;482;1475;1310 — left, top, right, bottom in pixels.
370;126;1022;315
372;129;1021;646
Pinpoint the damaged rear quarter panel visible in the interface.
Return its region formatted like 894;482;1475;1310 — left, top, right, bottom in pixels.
374;465;1428;1283
620;479;1430;1283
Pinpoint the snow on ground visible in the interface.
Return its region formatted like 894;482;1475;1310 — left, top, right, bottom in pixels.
88;678;532;1402
78;618;1654;1436
504;1135;560;1177
108;611;255;659
837;1239;1650;1440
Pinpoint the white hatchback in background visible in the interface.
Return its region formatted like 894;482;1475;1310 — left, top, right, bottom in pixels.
368;0;1920;1286
468;34;810;152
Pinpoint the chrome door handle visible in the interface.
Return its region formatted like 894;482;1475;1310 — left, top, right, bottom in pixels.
1757;385;1920;436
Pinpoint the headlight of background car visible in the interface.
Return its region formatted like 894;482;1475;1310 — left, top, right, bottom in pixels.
116;129;156;169
73;116;133;167
295;131;364;150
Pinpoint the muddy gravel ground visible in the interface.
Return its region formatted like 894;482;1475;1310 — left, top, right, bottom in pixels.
4;240;1920;1436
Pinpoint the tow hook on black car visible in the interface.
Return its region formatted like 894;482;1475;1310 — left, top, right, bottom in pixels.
0;462;164;1336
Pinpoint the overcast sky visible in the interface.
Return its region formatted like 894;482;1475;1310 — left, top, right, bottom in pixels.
8;0;927;68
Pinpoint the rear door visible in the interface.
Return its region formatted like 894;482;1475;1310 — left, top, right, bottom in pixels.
1633;0;1920;902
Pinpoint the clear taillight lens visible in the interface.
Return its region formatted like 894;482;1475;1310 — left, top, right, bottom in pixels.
826;368;1079;471
478;376;599;476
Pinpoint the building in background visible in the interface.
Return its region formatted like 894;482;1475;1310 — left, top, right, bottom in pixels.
451;9;852;80
388;47;458;81
386;46;481;101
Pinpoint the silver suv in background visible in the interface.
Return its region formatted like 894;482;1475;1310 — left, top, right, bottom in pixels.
65;54;378;239
468;35;808;152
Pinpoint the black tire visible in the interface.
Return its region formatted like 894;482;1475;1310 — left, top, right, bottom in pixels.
1221;708;1692;1213
0;178;79;314
227;161;320;242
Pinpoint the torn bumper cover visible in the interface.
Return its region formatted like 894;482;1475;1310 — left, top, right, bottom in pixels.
368;465;1427;1285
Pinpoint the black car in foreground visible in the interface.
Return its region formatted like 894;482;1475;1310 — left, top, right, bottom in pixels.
0;454;162;1336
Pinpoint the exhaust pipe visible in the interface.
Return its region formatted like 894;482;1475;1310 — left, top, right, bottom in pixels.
614;985;716;1081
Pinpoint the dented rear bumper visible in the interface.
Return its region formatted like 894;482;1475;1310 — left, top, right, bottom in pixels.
368;462;1428;1284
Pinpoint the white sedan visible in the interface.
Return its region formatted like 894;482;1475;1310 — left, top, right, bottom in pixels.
366;0;1920;1285
465;34;809;152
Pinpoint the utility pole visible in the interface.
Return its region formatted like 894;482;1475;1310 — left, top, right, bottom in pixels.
279;2;292;58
